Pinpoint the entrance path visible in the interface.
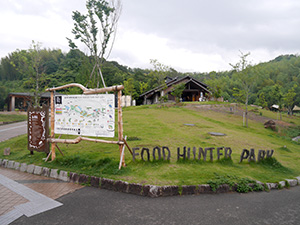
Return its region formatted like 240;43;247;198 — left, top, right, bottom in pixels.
0;168;82;225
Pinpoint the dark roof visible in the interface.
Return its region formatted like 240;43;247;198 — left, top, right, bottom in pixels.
140;76;211;98
8;92;64;98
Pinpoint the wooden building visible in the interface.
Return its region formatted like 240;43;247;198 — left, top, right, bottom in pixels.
6;92;52;111
140;76;211;105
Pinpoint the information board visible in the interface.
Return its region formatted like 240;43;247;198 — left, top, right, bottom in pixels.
54;94;115;137
28;105;49;152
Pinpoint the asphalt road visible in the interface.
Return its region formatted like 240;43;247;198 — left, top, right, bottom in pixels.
0;121;27;142
12;185;300;225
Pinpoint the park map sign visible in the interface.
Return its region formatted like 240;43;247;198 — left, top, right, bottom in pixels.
54;94;115;138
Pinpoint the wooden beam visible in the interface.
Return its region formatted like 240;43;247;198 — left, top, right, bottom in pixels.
55;144;64;156
84;85;124;94
46;83;124;94
45;152;51;162
123;138;133;155
47;136;123;145
81;137;123;145
46;83;88;92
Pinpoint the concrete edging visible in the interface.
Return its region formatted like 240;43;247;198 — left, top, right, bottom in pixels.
1;158;300;198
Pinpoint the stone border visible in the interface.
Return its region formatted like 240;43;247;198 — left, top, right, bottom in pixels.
1;158;300;198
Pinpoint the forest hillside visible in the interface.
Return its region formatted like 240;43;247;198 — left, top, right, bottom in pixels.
0;48;299;112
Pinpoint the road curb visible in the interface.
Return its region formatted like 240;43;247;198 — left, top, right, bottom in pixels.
1;158;299;198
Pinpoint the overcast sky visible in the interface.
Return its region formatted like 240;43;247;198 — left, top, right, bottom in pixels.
1;0;300;72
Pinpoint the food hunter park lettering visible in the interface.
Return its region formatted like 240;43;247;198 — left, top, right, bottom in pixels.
132;146;274;163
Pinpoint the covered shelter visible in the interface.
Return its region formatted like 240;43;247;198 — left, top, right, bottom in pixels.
293;105;300;113
140;76;211;105
6;92;54;111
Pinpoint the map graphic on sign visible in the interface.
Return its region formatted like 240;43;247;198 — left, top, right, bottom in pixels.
54;94;115;137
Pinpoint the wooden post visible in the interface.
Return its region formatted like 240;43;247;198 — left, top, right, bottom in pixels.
119;136;127;169
50;91;56;161
118;90;125;167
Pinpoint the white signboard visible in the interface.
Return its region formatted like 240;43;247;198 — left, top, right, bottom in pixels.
54;94;115;137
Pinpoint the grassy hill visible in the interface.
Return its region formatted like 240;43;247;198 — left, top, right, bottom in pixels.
1;102;299;186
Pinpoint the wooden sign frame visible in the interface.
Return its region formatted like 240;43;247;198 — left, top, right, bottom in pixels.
45;83;132;169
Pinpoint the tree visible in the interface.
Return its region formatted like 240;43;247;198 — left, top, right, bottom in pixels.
0;86;7;110
258;92;268;109
139;81;148;94
123;78;136;98
68;0;122;88
10;41;44;106
283;86;297;115
171;83;185;103
150;59;171;85
29;41;44;106
230;51;257;127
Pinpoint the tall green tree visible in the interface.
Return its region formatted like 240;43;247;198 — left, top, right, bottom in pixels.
29;41;44;106
283;86;297;115
230;51;257;127
258;92;268;109
68;0;122;88
10;41;45;106
123;77;137;99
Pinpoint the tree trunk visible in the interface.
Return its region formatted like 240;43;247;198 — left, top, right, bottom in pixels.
245;94;249;128
35;68;39;107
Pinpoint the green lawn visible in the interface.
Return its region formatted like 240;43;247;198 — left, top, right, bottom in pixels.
1;103;299;186
0;113;27;123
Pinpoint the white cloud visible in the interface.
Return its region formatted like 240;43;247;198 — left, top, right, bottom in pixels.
111;29;229;72
1;0;300;72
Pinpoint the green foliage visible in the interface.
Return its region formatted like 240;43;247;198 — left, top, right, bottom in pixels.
207;174;236;192
280;126;300;140
264;183;270;191
171;83;185;103
257;157;291;174
124;78;137;98
159;95;168;103
0;86;8;109
236;178;254;193
285;180;290;188
252;183;264;191
150;59;171;84
207;174;237;192
1;43;300;115
258;92;268;108
207;173;264;193
283;86;297;115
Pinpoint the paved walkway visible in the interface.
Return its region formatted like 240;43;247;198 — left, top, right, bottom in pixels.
0;168;82;225
12;183;300;225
